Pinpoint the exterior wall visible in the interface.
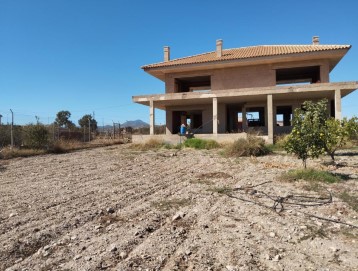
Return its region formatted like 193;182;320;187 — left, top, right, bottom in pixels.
212;64;275;91
164;60;331;93
165;74;176;93
131;133;267;145
159;58;339;139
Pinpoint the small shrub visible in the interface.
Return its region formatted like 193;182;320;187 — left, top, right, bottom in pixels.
22;123;49;149
183;138;219;150
50;141;67;154
225;135;271;157
280;169;342;183
268;134;289;151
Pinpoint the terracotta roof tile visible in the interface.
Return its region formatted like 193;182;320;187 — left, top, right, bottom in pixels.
142;45;351;69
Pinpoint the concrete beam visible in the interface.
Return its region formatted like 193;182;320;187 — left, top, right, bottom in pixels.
267;94;274;144
334;89;342;120
213;97;218;134
133;81;358;107
150;100;155;135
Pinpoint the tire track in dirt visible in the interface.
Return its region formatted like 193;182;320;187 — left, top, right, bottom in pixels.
3;146;357;270
2;148;218;270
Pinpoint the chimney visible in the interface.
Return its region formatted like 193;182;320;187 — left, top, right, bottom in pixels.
164;46;170;62
312;36;319;45
216;39;223;57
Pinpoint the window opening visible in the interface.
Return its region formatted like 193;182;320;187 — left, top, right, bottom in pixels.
276;66;320;85
276;106;292;126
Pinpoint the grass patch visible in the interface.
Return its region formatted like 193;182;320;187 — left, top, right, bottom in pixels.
338;191;358;212
207;186;233;195
163;143;182;150
130;138;166;151
224;135;271;157
130;138;181;151
50;139;124;154
183;138;219;150
0;139;125;159
198;172;232;179
280;169;342;184
341;228;358;240
0;148;47;159
299;225;328;242
151;198;192;211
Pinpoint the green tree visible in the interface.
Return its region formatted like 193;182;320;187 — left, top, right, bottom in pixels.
285;99;328;168
285;99;358;166
78;114;97;131
55;110;75;128
344;116;358;141
321;117;358;162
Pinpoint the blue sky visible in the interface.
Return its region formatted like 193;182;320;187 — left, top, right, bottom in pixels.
0;0;357;126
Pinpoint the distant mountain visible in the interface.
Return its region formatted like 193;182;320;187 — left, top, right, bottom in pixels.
121;119;149;128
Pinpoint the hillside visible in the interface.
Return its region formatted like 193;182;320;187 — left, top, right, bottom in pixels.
121;119;149;128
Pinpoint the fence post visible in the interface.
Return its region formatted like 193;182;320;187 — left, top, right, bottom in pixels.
10;109;14;149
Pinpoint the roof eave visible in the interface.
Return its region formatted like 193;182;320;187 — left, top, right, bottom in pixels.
143;48;350;79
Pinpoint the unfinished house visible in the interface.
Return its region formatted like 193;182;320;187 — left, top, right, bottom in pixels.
133;37;358;143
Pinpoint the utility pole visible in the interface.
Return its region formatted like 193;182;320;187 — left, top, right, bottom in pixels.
88;118;91;142
10;109;14;149
112;121;115;139
53;123;55;141
83;125;86;142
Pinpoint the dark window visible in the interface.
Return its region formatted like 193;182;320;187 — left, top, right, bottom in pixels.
246;107;265;127
276;66;320;85
175;76;211;93
192;114;203;129
276;106;292;126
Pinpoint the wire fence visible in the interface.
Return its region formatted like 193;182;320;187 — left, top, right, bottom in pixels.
0;124;132;148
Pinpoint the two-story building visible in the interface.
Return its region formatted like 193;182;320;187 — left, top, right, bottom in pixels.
133;37;357;144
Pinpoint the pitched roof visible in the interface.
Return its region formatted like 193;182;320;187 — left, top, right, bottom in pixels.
142;45;351;69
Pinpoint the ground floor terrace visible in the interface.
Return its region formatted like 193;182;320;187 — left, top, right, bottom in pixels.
133;82;358;144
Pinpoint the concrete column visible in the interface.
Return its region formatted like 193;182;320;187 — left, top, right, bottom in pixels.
149;100;155;135
320;63;330;83
213;97;218;134
242;106;247;132
334;89;342;120
165;110;172;135
267;94;274;144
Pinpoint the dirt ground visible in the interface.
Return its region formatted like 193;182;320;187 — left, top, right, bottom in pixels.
0;144;357;271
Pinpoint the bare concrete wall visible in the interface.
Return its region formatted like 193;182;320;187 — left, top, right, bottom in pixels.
131;133;265;144
212;64;276;91
164;60;331;93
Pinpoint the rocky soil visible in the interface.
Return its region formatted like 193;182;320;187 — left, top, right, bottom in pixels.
0;145;357;271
